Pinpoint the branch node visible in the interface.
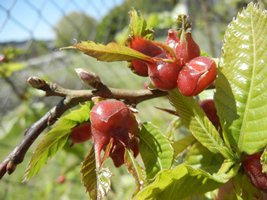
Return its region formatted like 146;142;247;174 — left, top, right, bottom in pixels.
27;76;47;89
6;161;16;175
75;68;102;89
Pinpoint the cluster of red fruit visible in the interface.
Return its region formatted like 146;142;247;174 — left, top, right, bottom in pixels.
128;29;217;96
70;100;139;168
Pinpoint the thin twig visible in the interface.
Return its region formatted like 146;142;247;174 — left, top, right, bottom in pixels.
0;74;167;179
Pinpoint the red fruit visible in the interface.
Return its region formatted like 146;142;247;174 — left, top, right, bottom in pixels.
70;122;91;144
129;37;164;76
199;99;220;129
148;60;181;91
90;100;139;167
56;175;66;184
166;29;179;50
243;153;267;191
166;30;200;66
177;56;217;96
176;32;200;66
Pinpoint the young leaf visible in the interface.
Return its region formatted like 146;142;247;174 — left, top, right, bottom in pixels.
24;102;92;181
214;3;267;154
172;134;196;158
134;164;231;200
62;41;153;63
0;62;25;77
139;122;174;180
81;146;97;200
169;89;234;160
82;145;113;200
129;9;154;39
185;142;224;174
124;148;146;192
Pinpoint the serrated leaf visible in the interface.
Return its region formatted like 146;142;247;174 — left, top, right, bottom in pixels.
214;3;267;154
261;147;267;173
169;90;234;159
172;134;196;157
124;148;146;192
185;142;224;174
62;41;153;62
129;9;154;39
134;164;231;200
81;146;97;200
139;122;174;180
24;102;92;181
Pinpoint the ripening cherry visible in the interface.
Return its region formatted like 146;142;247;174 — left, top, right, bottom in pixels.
199;99;220;129
90;99;139;167
243;152;267;191
177;56;217;96
166;29;179;50
175;32;200;66
70;122;91;144
166;30;200;66
148;60;182;91
129;37;164;76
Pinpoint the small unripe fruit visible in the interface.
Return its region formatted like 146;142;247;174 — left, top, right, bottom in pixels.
166;30;200;66
70;123;91;144
199;99;220;129
177;56;217;96
148;60;181;91
175;32;200;66
129;37;163;76
243;152;267;191
166;29;179;50
56;175;66;184
90;99;139;167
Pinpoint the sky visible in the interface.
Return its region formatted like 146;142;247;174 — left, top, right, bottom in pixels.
0;0;123;42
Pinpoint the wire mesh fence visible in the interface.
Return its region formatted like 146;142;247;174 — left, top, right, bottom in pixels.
0;0;175;199
0;0;258;199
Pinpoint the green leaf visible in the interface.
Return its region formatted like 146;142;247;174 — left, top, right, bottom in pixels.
169;90;234;159
185;142;224;174
0;62;25;77
172;134;196;158
81;146;97;200
214;3;267;154
261;147;267;173
62;41;153;62
165;118;182;139
232;173;264;200
124;148;146;192
24;102;92;181
134;164;229;200
81;146;112;200
129;9;154;39
139;122;174;180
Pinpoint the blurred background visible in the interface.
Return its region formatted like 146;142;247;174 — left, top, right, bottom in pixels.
0;0;262;199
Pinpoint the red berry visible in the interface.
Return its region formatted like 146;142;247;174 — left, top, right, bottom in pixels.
166;29;179;50
90;100;139;167
243;153;267;191
177;56;217;96
175;32;200;66
148;60;181;91
70;123;91;144
166;30;200;66
56;175;66;184
129;37;164;76
199;99;220;129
